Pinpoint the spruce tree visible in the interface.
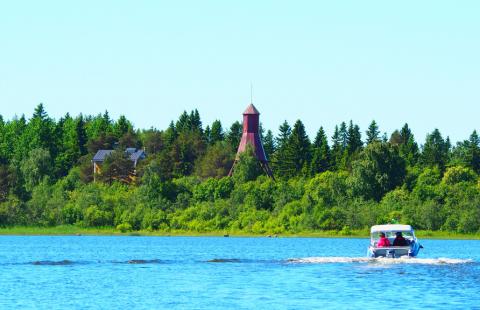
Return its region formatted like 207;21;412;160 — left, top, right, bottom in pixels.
26;104;56;161
210;120;224;144
176;111;190;132
398;123;419;166
226;121;242;152
164;121;178;146
331;125;343;170
101;110;112;134
76;115;88;156
204;125;211;144
346;121;363;155
366;120;380;144
263;130;275;160
421;129;449;171
114;115;132;138
310;127;331;175
272;121;292;177
467;130;480;173
189;109;203;133
284;120;311;177
275;121;291;148
339;122;348;149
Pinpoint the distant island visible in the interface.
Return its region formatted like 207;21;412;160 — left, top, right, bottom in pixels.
0;103;479;238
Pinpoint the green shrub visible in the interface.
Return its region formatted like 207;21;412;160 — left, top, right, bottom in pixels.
116;222;132;233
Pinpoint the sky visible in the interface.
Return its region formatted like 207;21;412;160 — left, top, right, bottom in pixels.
0;0;479;144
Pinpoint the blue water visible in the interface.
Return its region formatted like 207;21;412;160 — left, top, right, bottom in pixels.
0;236;479;309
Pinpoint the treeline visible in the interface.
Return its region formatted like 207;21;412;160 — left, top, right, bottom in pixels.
0;104;479;234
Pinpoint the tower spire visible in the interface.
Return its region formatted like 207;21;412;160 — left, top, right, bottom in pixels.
250;82;253;104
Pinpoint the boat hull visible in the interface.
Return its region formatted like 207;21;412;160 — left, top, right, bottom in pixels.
367;243;421;258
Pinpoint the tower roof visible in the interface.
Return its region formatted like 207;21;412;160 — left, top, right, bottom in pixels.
243;104;260;115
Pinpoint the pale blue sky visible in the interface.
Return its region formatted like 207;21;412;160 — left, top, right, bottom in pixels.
0;0;479;143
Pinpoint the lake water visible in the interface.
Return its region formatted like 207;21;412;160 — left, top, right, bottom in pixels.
0;236;479;309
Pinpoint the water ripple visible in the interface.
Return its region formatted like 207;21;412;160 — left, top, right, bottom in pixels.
126;259;164;264
207;258;243;263
31;260;76;266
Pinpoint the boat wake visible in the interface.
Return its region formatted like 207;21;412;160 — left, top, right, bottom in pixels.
288;257;474;265
11;257;473;267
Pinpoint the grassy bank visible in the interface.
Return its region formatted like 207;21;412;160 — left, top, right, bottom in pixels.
0;225;479;240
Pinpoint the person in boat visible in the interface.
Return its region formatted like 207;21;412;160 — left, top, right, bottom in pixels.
393;232;409;246
377;232;391;247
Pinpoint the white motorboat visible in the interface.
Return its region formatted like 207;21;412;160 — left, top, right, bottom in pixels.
367;224;422;258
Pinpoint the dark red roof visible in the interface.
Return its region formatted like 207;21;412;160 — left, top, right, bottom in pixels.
243;104;260;115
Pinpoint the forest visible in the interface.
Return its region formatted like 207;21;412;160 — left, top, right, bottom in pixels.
0;104;479;235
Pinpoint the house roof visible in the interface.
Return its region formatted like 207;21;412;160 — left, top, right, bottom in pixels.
93;149;146;162
130;150;146;161
243;104;260;115
92;150;114;162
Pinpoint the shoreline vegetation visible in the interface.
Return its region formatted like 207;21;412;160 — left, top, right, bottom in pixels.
0;226;479;240
1;105;480;237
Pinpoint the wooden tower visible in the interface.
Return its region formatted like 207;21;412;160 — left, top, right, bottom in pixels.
228;104;274;178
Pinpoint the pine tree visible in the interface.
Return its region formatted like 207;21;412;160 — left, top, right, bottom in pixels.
339;122;348;149
467;130;480;173
263;130;275;160
271;121;292;177
226;121;242;152
346;121;363;155
189;109;203;133
26;104;56;161
8;115;27;163
275;121;291;149
55;114;77;176
164;121;178;146
176;111;189;132
398;123;419;166
421;129;449;171
114;115;132;138
210;120;224;144
310;127;331;175
33;103;47;120
366;120;380;144
284;120;311;177
259;123;265;140
204;125;211;144
331;125;343;170
101;110;112;133
76;115;88;156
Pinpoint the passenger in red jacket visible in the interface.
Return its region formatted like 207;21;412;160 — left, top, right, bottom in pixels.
377;232;391;247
